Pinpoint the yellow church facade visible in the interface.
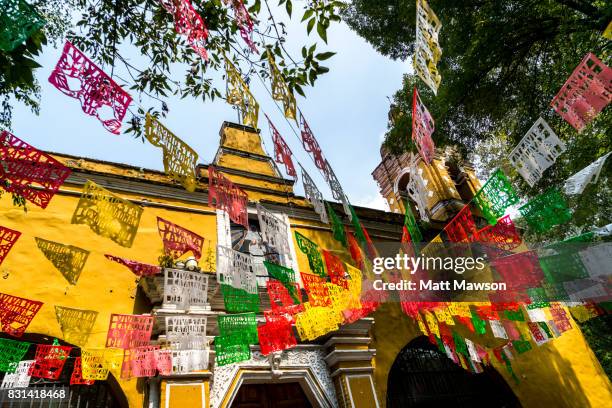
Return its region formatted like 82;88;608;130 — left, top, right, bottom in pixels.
0;121;610;408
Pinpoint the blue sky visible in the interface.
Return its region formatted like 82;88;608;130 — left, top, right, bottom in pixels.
10;6;407;211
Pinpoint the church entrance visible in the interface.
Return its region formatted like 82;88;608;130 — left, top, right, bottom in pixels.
230;382;313;408
387;336;521;408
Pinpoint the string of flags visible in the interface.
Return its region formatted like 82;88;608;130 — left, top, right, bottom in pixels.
0;0;610;388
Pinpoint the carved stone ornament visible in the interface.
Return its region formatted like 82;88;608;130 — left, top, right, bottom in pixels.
210;349;338;408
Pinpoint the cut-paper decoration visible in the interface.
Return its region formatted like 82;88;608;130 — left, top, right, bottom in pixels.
157;216;204;260
224;56;259;127
550;303;572;333
105;254;161;277
266;280;302;315
300;164;328;224
322;250;348;289
81;348;114;380
404;202;423;246
0;338;29;373
154;349;173;375
444;205;477;243
223;0;257;52
489;320;508;339
346;230;364;270
0;130;72;209
35;237;89;285
295;304;339;341
492;251;544;290
257;317;297;356
267;52;296;119
217;312;258;345
160;0;209;60
0;225;20;266
214;337;250;366
256;203;290;254
165;316;207;349
216;245;257;293
414;0;442;93
263;261;297;285
121;345;159;379
527;322;550;346
172;348;209;373
208;166;248;228
579;243;612;279
564;151;611;195
412;87;435;164
71;180;143;248
0;292;43;337
328;204;347;247
48;41;132;134
267;114;296;178
28;343;72;380
0;0;45;52
294;231;326;277
551;52;612;132
70;357;94;385
324;160;350;218
300;272;331;307
472;169;519;225
144;114;199;192
106;314;153;349
508;117;566;187
512;340;532;354
220;284;260;313
163;269;209;309
1;360;33;388
477;215;522;251
519;188;572;233
298;111;326;173
406;158;430;222
54;306;98;346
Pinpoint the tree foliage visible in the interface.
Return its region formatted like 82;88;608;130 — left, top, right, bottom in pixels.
344;0;611;239
344;0;610;150
0;0;345;136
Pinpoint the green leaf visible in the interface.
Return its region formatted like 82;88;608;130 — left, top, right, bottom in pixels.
248;0;261;14
307;18;315;34
294;83;305;97
285;0;292;17
316;22;328;43
315;51;336;60
301;9;314;22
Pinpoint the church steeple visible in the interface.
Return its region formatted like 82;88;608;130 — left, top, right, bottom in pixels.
197;122;297;204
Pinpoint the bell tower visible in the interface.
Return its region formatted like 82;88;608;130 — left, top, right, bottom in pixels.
372;147;481;226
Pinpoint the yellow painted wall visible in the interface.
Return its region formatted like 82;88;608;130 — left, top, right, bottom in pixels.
371;302;612;408
0;179;218;407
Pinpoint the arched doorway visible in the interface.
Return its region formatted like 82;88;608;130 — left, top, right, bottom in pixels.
387;336;521;408
230;382;313;408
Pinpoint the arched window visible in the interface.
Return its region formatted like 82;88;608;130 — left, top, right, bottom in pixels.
387;336;521;408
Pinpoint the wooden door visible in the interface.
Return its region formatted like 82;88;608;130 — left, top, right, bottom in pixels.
230;383;313;408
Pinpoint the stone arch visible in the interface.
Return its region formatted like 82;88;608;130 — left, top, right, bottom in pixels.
211;350;338;408
386;336;520;408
